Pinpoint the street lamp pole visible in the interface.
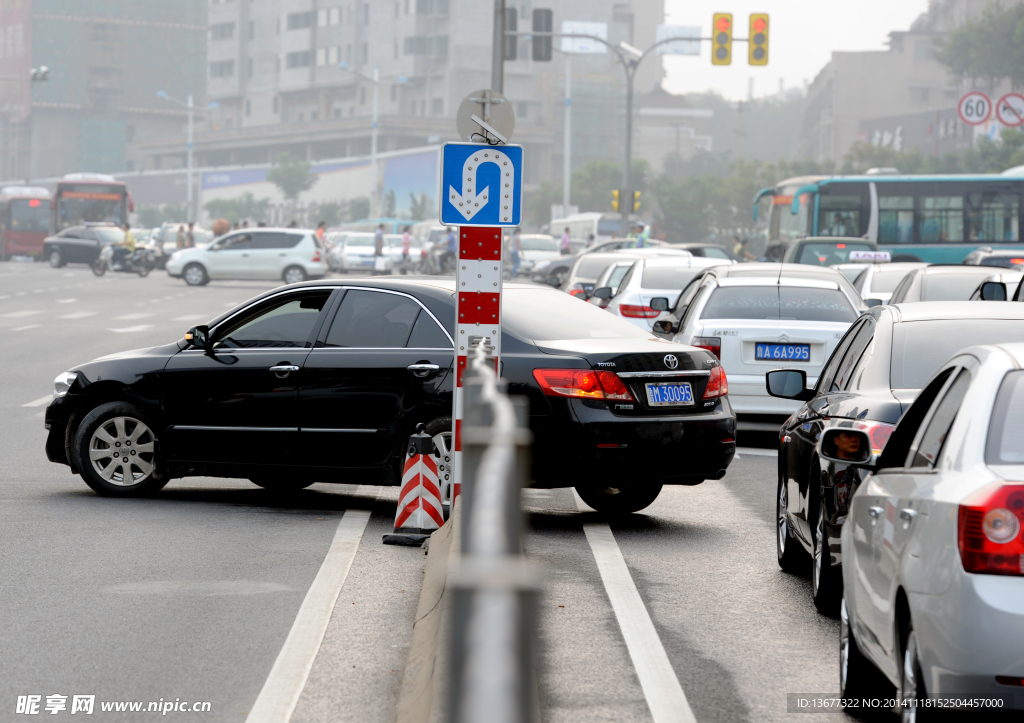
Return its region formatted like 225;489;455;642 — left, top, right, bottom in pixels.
491;0;505;93
563;55;571;210
371;68;380;219
186;93;194;223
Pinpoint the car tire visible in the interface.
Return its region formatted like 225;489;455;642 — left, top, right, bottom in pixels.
812;494;842;615
74;402;168;498
575;482;663;514
183;263;208;286
250;477;316;491
136;265;150;278
777;474;808;573
0;243;8;261
898;625;935;722
840;596;887;706
283;265;307;284
49;248;65;268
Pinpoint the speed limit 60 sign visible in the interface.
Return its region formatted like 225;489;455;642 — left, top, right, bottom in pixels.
959;91;992;125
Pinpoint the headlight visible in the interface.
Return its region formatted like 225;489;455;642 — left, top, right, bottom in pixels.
53;371;78;399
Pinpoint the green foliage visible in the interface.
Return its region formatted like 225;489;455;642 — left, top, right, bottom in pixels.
935;3;1024;88
315;201;344;227
137;203;188;228
348;196;370;221
409;192;431;220
569;158;650;213
841;128;1024;174
524;178;560;227
382;189;397;217
202;192;271;224
267;152;318;201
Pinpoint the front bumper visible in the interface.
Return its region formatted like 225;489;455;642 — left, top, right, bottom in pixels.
911;573;1024;709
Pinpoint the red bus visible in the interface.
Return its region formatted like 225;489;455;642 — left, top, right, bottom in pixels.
52;173;133;233
0;186;52;261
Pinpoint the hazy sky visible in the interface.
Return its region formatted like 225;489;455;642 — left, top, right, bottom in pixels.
661;0;930;100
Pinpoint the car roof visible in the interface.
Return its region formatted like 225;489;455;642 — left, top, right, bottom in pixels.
919;265;999;276
988;342;1024;365
716;277;839;289
889;300;1024;322
870;262;928;272
714;263;845;278
641;256;728;268
974;249;1024;257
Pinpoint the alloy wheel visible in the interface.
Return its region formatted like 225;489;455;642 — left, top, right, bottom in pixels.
283;266;307;284
778;481;789;553
49;250;62;268
184;265;205;286
901;632;920;723
839;599;851;694
431;430;453;495
88;416;156;486
813;505;825;594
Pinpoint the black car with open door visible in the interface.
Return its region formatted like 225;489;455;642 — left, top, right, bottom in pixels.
44;279;736;514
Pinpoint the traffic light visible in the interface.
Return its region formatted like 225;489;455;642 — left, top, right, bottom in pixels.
611;189;620;212
749;14;768;66
504;8;518;61
711;13;732;66
632;191;641;212
532;9;553;62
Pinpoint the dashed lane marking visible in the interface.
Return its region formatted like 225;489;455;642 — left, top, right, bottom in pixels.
22;395;52;408
573;490;698;723
54;298;77;304
734;447;777;460
12;324;40;331
1;309;42;318
108;324;155;333
57;311;98;320
115;313;153;320
244;503;375;723
173;315;206;322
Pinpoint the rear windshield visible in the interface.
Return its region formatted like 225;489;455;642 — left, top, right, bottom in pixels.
870;269;912;293
797;242;874;266
986;370;1024;464
504;288;650;342
607;265;631;289
921;271;997;301
576;256;622;279
701;286;858;322
346;235;374;247
520;236;557;251
641;266;707;290
891;320;1024;388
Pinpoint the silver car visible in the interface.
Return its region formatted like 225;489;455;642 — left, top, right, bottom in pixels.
832;343;1024;716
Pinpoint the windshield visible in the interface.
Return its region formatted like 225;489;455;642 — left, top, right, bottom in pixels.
56;186;125;230
346;235;374;247
504;288;651;341
701;286;858;323
576;256;623;280
8;199;49;234
93;228;125;243
921;271;997;301
986;370;1024;464
641;266;706;290
797;242;874;266
892;320;1024;388
870;269;913;294
520;236;558;251
606;265;630;289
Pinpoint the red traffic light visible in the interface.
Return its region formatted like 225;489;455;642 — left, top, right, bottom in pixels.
752;17;767;33
715;16;731;32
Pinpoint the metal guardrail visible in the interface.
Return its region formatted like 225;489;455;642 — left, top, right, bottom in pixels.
448;338;539;723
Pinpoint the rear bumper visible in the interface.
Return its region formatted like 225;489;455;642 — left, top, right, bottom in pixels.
728;373;816;416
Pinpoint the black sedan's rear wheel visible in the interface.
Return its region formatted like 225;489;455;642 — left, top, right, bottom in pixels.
575;482;663;514
74;402;168;497
777;474;807;572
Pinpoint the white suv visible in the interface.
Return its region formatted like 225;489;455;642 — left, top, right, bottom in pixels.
165;228;327;286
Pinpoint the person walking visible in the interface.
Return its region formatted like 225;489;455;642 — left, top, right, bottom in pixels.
559;226;572;255
316;221;326;242
401;226;412;274
175;225;186;250
442;226;457;271
373;223;385;275
186;222;196;249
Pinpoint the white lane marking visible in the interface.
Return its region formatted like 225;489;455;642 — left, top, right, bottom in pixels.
22;395;52;408
15;291;27;296
245;505;374;723
55;298;76;304
1;309;42;318
108;324;154;333
115;312;152;320
0;294;9;299
173;314;206;322
58;311;98;320
573;490;697;723
12;324;40;331
735;447;776;458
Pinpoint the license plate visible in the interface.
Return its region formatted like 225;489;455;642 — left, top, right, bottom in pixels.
756;343;810;361
361;258;374;266
644;382;694;407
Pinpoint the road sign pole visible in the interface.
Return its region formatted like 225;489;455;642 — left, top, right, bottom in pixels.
491;0;506;93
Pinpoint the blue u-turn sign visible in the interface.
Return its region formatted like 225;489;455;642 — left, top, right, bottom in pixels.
438;142;523;227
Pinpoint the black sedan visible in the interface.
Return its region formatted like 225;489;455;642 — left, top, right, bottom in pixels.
44;279;736;513
44;223;124;268
765;301;1024;613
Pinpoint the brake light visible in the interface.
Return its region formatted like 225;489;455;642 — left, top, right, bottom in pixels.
691;336;721;359
836;243;846;249
703;366;728;399
568;288;587;298
851;420;896;455
532;369;634;402
312;250;321;262
619;304;661;318
958;483;1024;576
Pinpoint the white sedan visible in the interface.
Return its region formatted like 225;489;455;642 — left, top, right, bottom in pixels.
670;274;859;424
165;228;327;285
514;234;561;276
601;256;731;330
835;342;1024;715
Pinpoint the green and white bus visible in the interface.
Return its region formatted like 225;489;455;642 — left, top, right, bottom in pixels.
754;172;1024;263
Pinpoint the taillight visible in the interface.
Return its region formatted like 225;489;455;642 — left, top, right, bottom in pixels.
532;369;634;402
619;304;661;318
312;250;321;262
851;420;896;455
691;336;721;359
958;483;1024;576
568;288;587;298
703;366;728;399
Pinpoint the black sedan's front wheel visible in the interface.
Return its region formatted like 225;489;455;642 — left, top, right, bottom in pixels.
575;482;663;514
74;402;168;497
48;248;65;268
812;496;841;614
777;474;807;572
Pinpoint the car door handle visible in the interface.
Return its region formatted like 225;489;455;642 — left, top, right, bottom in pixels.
868;506;884;518
899;508;917;522
407;363;440;377
270;365;299;373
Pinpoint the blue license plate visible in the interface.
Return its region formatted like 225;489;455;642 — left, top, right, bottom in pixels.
756;343;810;361
361;258;374;266
644;382;694;407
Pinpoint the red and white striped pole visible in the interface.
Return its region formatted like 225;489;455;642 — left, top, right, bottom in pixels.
450;226;503;504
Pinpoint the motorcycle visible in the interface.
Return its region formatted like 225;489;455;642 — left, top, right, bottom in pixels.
423;240;457;275
91;244;157;277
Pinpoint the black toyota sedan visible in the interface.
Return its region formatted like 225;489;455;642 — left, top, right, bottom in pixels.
44;278;736;513
43;223;124;268
765;301;1024;613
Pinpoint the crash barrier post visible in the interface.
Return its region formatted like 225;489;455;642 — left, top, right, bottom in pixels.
447;338;539;723
384;425;445;546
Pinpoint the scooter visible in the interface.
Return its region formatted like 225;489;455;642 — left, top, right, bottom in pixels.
91;244;157;277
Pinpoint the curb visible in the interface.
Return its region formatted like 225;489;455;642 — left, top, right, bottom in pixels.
395;497;461;723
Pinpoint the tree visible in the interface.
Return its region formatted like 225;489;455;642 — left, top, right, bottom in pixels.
569;158;650;214
267;152;318;201
348;196;370;221
523;178;560;228
382;189;396;217
202;192;271;224
137;203;187;228
409;192;431;221
935;3;1024;88
315;201;344;227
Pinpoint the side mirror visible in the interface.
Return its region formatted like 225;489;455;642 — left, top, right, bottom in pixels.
544;275;561;287
864;298;883;308
592;287;613;300
185;325;210;350
652;319;676;335
649;297;669;311
818;427;874;466
765;369;815;401
979;281;1008;301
